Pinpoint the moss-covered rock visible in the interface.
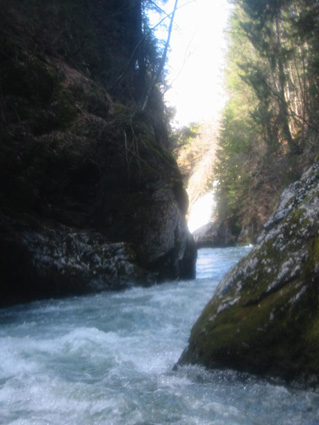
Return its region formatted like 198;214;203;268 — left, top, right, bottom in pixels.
178;162;319;387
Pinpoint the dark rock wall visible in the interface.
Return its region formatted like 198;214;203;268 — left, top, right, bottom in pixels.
0;1;196;306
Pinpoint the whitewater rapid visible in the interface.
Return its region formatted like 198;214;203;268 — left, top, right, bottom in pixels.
0;247;318;425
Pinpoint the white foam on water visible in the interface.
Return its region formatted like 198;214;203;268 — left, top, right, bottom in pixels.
0;248;318;425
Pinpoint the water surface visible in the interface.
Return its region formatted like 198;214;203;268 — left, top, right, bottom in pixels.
1;247;318;425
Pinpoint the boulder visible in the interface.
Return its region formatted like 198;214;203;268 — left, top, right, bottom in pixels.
192;221;235;248
178;162;319;386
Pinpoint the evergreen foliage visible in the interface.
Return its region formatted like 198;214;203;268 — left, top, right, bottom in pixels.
215;0;319;242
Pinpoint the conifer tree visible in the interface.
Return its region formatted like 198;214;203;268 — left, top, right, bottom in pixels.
215;0;319;241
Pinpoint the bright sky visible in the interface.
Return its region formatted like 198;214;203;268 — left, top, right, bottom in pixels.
149;0;231;231
151;0;231;126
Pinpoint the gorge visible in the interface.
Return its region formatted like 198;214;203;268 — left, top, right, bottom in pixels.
0;2;319;423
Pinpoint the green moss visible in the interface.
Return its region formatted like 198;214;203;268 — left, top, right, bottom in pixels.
194;271;299;346
85;87;110;117
304;319;319;368
113;103;136;120
50;86;77;129
312;235;319;259
186;259;319;382
299;234;319;279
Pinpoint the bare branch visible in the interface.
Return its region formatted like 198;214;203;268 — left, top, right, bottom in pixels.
140;0;179;112
109;6;176;92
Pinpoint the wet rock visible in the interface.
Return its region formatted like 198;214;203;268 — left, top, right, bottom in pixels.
0;215;156;306
178;162;319;387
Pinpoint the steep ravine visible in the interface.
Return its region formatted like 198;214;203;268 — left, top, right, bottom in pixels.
0;1;196;306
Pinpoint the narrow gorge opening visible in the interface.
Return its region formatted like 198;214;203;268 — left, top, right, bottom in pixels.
1;2;319;423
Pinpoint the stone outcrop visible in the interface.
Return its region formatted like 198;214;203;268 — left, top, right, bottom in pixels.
192;221;235;248
0;1;196;306
0;215;155;307
178;162;319;386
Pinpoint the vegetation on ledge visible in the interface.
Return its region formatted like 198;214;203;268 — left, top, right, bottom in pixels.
0;0;196;306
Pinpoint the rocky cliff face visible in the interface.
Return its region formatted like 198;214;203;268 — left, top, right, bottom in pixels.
179;162;319;387
0;1;196;306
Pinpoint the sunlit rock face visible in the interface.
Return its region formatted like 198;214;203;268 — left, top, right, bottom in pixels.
188;187;234;248
192;221;235;248
179;162;319;386
187;191;216;233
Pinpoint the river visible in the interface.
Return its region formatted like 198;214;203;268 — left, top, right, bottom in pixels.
0;247;318;425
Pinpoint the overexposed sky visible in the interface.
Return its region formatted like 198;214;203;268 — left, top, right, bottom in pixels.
150;0;231;126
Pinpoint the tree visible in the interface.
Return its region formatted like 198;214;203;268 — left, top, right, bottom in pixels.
140;0;179;112
109;0;178;113
214;0;319;241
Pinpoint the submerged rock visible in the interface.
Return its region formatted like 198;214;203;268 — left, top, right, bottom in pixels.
178;162;319;386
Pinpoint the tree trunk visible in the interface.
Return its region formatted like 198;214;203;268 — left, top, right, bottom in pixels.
275;13;301;154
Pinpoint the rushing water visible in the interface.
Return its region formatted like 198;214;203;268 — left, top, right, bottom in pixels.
1;247;319;425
